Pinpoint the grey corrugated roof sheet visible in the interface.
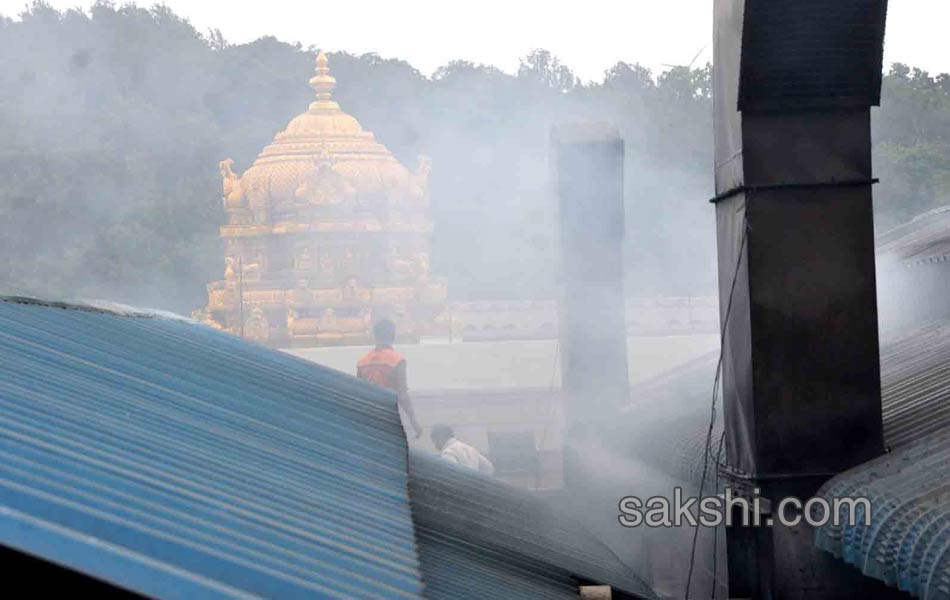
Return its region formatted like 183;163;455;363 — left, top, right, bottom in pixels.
877;206;950;265
632;319;950;488
624;320;950;597
880;322;950;448
407;450;657;600
623;351;722;488
0;297;423;598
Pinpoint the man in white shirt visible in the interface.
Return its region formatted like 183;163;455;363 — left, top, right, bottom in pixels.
430;423;494;475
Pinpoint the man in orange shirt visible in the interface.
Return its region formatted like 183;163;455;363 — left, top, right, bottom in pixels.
357;318;423;438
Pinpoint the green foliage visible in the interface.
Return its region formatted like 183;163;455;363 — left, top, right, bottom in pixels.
0;3;946;313
517;49;579;92
873;64;950;229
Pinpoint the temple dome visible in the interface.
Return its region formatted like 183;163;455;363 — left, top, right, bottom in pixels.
280;111;364;137
234;51;418;205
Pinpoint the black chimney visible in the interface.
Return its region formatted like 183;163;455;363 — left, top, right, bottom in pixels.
713;1;899;597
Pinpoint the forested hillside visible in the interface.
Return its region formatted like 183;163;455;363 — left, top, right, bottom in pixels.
1;3;947;313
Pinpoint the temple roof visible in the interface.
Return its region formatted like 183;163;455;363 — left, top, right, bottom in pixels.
276;52;367;138
234;51;417;204
263;51;385;155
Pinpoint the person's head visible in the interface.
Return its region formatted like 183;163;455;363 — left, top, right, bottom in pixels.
430;423;454;450
372;318;396;346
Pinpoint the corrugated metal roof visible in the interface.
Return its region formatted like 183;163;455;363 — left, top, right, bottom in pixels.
621;320;950;597
632;319;950;489
811;322;950;598
881;322;950;448
877;206;950;265
407;450;657;599
815;428;950;597
623;352;722;489
0;297;423;598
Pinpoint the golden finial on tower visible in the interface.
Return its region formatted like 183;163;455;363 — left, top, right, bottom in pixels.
309;51;337;110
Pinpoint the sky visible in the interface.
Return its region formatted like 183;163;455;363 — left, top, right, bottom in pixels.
1;0;948;81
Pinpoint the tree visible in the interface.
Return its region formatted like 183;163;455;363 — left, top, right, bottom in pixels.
0;3;946;312
603;62;655;94
873;64;950;228
517;49;578;92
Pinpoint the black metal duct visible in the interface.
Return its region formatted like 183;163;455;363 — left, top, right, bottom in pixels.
713;1;900;597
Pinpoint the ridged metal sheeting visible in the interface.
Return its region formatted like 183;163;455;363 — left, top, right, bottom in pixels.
814;321;950;597
0;298;423;598
624;351;722;489
407;450;656;600
635;320;950;489
625;319;950;597
877;206;950;264
881;322;950;448
815;428;950;598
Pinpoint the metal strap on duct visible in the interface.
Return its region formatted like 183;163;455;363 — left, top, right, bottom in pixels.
0;297;423;598
814;428;950;597
407;450;657;600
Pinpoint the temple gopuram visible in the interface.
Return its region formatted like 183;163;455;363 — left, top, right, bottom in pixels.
194;52;448;346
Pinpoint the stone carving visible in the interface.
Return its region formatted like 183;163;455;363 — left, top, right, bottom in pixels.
318;251;336;278
295;149;350;205
219;159;245;208
245;307;269;341
342;276;371;302
340;247;359;276
389;247;415;281
243;262;261;281
295;245;314;272
414;253;430;284
319;308;338;331
410;155;431;201
224;256;236;281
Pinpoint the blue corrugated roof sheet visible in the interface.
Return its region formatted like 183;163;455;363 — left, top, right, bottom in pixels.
408;450;656;599
813;321;950;598
0;297;423;598
814;428;950;598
